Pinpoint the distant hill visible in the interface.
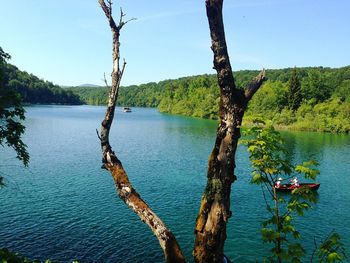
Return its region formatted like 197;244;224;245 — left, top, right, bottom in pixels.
78;83;100;87
2;63;83;105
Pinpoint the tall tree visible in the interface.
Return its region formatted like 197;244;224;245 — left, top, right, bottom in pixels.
193;1;265;262
98;0;265;262
0;47;29;185
97;1;185;262
288;67;302;111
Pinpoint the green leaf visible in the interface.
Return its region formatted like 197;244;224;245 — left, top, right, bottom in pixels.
251;172;263;184
284;215;292;223
261;228;279;242
327;252;343;262
293;230;301;239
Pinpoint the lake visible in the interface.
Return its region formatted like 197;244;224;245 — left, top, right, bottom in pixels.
0;106;349;262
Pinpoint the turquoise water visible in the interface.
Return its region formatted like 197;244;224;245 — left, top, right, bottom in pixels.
0;106;349;262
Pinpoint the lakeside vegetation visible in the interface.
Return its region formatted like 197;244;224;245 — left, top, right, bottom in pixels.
1;46;349;134
67;66;350;133
2;63;82;105
1;55;349;133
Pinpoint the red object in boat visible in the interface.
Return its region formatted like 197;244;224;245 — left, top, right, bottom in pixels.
274;183;320;192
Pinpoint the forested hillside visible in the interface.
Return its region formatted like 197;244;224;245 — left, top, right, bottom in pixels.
68;66;350;132
2;63;82;104
66;82;163;107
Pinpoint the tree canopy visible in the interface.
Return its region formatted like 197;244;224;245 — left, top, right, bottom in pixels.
68;66;350;133
3;63;82;105
287;67;302;111
0;47;29;185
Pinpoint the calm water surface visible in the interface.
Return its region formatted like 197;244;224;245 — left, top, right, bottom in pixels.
0;106;349;262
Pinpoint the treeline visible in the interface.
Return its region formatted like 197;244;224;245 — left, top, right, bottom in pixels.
2;63;82;105
68;66;350;133
66;82;164;107
245;67;350;132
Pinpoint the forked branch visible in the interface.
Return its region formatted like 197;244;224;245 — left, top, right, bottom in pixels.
244;69;266;102
193;1;266;262
98;1;185;262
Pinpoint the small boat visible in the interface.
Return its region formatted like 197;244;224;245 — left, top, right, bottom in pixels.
123;107;132;113
274;183;320;192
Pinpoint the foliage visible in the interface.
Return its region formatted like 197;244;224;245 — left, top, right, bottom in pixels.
287;98;350;133
240;120;345;262
157;75;220;119
0;87;29;165
0;248;80;263
333;80;350;102
0;47;29;186
68;66;350;132
66;85;108;105
3;63;82;105
0;248;40;263
302;69;332;103
316;233;346;262
1;45;81;186
247;80;288;118
287;67;302;111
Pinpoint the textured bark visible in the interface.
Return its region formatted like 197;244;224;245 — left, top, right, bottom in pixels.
193;1;266;262
98;1;185;262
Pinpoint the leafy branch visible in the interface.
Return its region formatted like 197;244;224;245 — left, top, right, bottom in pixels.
240;119;345;262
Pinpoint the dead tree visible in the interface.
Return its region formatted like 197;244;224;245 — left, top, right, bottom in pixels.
97;1;185;262
193;1;265;262
98;0;265;262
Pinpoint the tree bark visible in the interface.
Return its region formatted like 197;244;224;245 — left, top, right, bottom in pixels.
193;1;266;262
98;1;185;262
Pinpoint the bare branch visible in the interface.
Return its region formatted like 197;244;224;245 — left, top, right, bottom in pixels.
96;129;102;141
98;0;117;30
124;17;137;27
107;0;112;16
205;0;236;97
117;8;137;29
108;163;186;263
119;59;127;81
103;73;110;88
244;69;266;102
119;8;124;27
99;0;110;19
98;1;185;262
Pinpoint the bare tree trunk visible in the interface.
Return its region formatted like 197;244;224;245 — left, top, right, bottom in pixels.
97;1;185;262
193;1;266;262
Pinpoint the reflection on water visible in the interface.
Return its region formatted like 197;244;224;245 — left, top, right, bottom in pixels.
282;130;350;165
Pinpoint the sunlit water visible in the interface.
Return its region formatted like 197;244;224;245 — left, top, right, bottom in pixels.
0;106;349;262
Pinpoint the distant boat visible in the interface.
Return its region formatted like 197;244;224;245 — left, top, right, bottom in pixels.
274;183;320;192
123;107;132;113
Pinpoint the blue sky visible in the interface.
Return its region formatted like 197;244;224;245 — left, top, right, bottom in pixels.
1;0;349;87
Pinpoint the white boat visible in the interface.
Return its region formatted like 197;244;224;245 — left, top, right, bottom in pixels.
123;107;132;113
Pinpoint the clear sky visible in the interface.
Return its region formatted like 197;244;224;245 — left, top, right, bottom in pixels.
1;0;349;87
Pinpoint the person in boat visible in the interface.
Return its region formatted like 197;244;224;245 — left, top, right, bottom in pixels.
276;177;283;188
291;176;299;187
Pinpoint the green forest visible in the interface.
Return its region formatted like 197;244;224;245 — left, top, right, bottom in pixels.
2;63;82;105
68;66;350;133
2;47;349;134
